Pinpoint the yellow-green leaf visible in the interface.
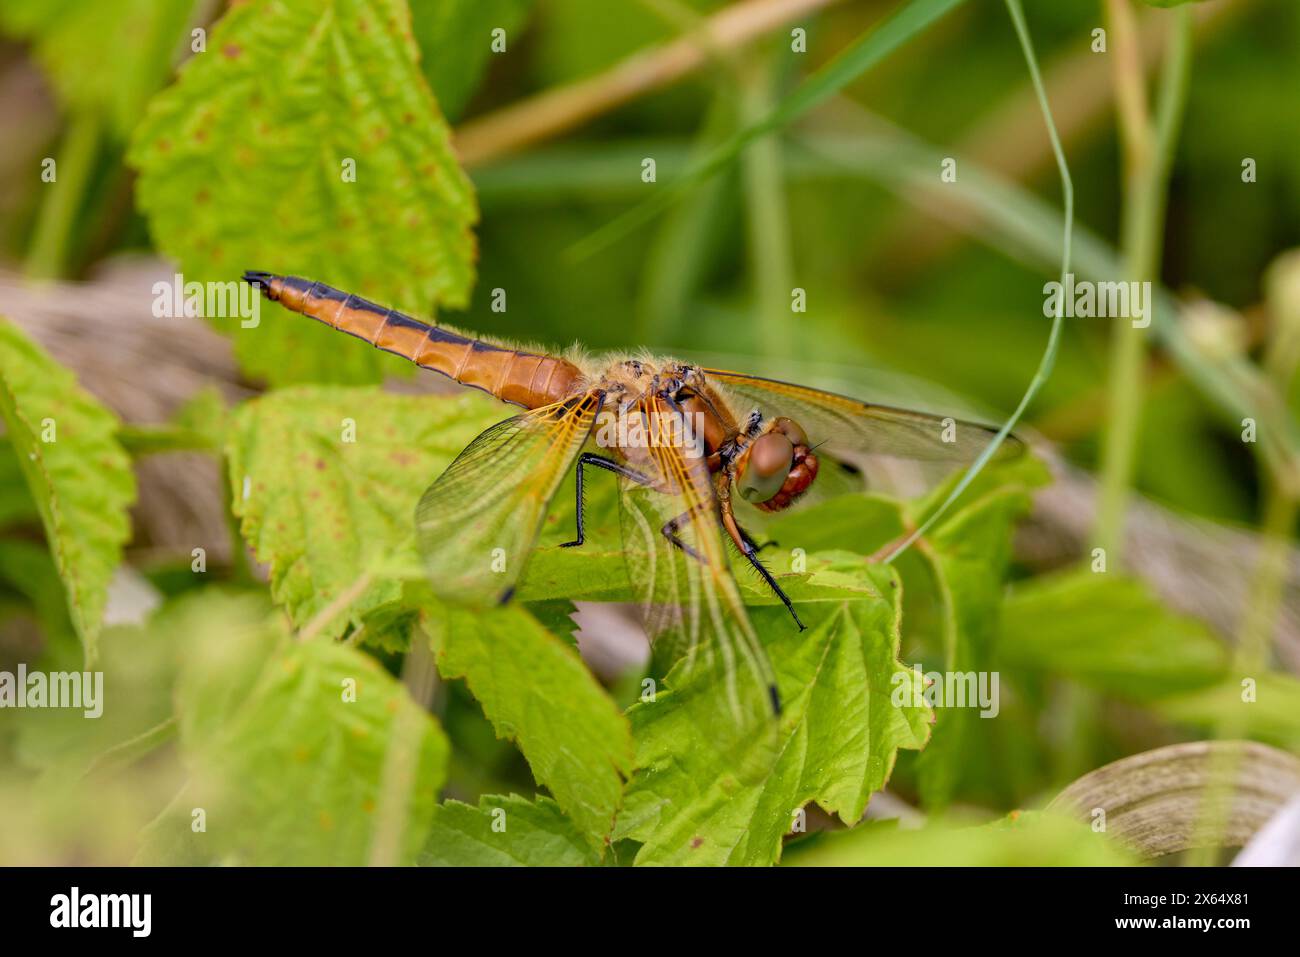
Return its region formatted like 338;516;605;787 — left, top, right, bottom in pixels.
0;318;135;661
226;386;501;640
128;0;478;385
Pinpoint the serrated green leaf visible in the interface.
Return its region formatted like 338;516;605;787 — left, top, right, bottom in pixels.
144;591;449;865
226;387;502;640
1001;570;1229;700
420;794;601;866
615;564;930;866
228;385;632;852
765;457;1046;812
411;0;535;122
351;589;424;654
524;599;581;646
765;493;908;556
0;319;135;662
426;601;633;851
128;0;478;385
0;0;194;138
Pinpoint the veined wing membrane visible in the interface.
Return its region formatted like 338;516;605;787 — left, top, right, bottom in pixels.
416;393;602;607
703;369;1024;465
617;394;777;725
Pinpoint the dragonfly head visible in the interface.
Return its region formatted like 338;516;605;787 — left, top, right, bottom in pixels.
736;417;819;512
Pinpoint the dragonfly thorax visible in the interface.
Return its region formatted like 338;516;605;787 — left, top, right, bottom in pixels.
591;359;819;511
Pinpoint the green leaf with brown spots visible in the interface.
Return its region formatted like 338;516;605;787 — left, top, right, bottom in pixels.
0;318;135;662
128;0;478;385
226;386;504;641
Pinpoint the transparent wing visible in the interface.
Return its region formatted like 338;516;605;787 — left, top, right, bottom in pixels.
616;394;777;726
416;393;602;607
702;368;1024;465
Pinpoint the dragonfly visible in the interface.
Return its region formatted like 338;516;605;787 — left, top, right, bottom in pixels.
243;271;1021;720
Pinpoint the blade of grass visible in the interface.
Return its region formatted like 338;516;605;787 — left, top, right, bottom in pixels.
634;99;741;344
882;0;1072;562
566;0;968;261
739;48;796;358
25;112;102;279
630;0;746;346
1094;1;1193;563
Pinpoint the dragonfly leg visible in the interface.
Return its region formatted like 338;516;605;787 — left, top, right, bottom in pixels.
739;534;805;632
560;453;650;548
720;499;805;632
736;525;780;554
660;511;707;563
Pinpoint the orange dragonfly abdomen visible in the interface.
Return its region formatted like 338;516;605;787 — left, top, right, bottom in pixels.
243;272;581;409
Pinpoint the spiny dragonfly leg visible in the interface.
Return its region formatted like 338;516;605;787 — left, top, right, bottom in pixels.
736;525;780;554
731;518;805;632
660;511;707;563
560;453;650;548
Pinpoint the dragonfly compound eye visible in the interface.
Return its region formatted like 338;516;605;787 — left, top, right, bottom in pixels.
739;433;795;503
772;416;808;448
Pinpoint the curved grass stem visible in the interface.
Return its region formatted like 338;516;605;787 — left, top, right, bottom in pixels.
884;0;1073;562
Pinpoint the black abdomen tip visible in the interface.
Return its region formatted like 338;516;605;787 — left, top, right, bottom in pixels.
242;270;277;296
768;683;782;717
